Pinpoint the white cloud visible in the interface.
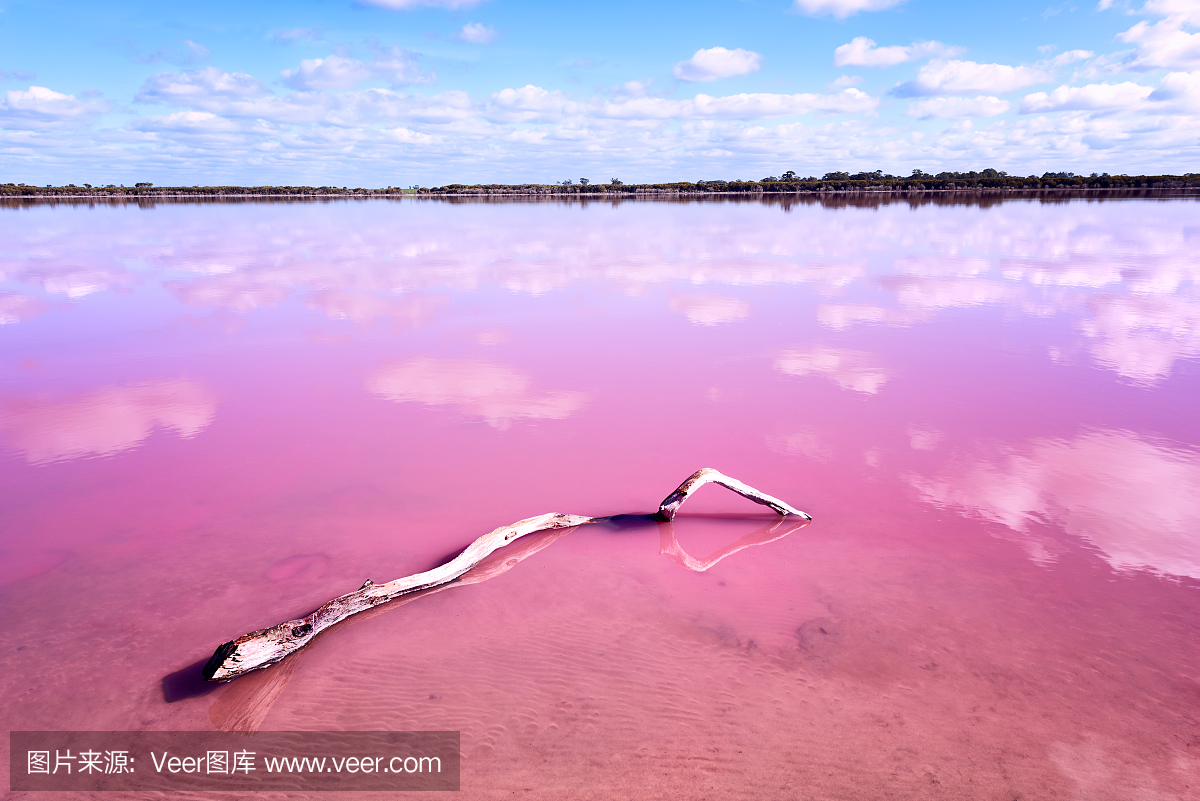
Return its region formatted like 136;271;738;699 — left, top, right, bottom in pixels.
693;88;875;117
134;68;474;125
366;358;588;429
910;430;1200;579
895;59;1050;96
1117;16;1200;69
282;55;373;91
593;96;678;119
1048;49;1095;66
0;379;217;465
136;66;267;108
833;37;963;68
479;85;876;123
0;85;109;128
674;47;763;82
1143;0;1200;26
129;109;241;133
600;89;876;120
458;22;497;44
775;347;889;394
281;49;433;90
489;84;572;120
20;15;1200;182
907;95;1011;118
383;124;439;144
1149;69;1200;109
793;0;906;17
1020;81;1154;112
325;88;472;124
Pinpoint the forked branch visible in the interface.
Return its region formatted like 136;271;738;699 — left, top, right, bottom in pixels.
656;467;812;521
203;468;809;681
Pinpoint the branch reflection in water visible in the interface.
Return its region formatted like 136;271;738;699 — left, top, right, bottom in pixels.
658;515;811;573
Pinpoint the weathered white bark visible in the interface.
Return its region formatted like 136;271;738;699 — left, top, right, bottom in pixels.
203;469;808;681
208;525;577;731
656;468;811;521
202;512;589;681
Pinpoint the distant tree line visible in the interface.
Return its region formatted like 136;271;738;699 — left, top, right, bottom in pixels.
424;170;1199;195
3;171;1198;198
0;184;421;197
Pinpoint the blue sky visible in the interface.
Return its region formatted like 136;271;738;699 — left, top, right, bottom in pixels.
1;0;1198;184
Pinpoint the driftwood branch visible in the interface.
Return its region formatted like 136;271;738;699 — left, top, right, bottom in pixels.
208;525;577;733
656;467;812;521
203;468;809;681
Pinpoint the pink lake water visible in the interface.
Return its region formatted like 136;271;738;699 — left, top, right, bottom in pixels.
1;195;1198;800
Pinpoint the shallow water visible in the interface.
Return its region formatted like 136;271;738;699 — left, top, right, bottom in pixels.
1;196;1198;800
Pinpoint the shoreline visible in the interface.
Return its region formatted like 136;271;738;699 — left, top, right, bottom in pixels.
2;186;1198;207
3;173;1199;202
5;186;1200;200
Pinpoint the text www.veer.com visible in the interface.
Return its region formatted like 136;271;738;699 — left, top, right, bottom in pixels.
262;756;441;774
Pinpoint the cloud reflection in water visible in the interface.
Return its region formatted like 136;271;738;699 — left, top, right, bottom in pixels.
2;199;1197;383
910;429;1200;579
0;378;217;464
1081;294;1200;386
0;292;47;325
669;294;750;326
775;347;889;394
307;290;446;329
366;358;588;429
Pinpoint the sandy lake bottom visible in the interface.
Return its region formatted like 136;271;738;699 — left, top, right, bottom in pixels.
1;195;1198;799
